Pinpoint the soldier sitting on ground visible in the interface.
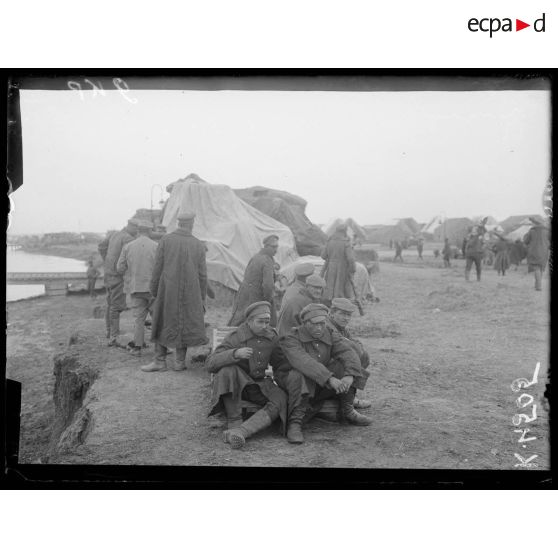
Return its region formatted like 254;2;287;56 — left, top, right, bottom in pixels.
327;298;372;410
276;303;371;444
206;301;289;449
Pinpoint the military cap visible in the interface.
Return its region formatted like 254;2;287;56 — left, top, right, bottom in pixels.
263;234;279;246
331;298;357;313
244;301;272;320
294;262;315;277
299;303;329;322
177;211;196;222
306;274;326;288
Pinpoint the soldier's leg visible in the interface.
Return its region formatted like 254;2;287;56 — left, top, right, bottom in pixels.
224;384;279;449
131;294;148;349
174;347;187;371
465;257;473;281
338;387;372;426
534;266;542;290
108;281;126;343
275;370;310;444
475;256;482;281
140;343;168;372
105;287;112;338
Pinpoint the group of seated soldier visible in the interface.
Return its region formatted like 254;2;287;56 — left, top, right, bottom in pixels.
206;296;372;449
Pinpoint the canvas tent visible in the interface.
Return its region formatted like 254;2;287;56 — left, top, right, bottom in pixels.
505;225;531;242
161;175;297;290
234;185;327;256
432;217;474;244
363;219;416;244
499;214;544;234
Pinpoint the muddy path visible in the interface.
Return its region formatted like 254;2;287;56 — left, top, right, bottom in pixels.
6;258;550;469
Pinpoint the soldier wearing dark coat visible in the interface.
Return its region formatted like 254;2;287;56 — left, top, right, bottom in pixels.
277;273;325;336
98;220;138;344
228;235;280;327
277;303;371;444
141;212;208;372
320;224;356;303
524;217;550;291
464;227;485;281
327;298;371;410
492;237;511;276
207;301;290;449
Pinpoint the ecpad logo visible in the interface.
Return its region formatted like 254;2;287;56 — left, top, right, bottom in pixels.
468;13;546;37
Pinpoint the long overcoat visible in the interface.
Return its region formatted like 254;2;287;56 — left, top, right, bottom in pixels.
150;228;208;348
228;249;277;326
320;232;356;300
277;325;363;398
206;323;289;430
492;239;510;273
524;225;550;271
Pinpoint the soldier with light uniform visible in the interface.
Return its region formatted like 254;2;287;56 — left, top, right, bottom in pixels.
206;301;289;449
277;273;326;336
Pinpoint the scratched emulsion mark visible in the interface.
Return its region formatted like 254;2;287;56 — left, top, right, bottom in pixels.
511;362;540;468
67;77;138;104
542;175;552;273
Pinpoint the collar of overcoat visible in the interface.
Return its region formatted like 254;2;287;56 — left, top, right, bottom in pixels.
236;322;276;342
172;228;193;238
297;324;333;345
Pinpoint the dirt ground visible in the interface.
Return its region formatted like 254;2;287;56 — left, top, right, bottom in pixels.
6;254;550;469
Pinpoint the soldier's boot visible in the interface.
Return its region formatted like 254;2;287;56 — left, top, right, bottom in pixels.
223;407;275;449
222;394;243;430
465;269;470;281
287;407;307;444
339;388;372;426
173;348;187;371
107;316;120;346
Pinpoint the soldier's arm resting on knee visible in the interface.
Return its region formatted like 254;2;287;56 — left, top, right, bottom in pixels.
279;334;333;387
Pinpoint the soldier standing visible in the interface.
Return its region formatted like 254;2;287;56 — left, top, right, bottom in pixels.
98;219;138;345
321;223;356;303
141;212;208;372
228;235;280;327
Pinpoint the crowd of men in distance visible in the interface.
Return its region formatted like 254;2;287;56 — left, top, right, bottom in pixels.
390;217;550;289
97;216;372;446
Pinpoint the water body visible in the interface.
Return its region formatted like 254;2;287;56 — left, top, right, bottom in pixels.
6;250;86;302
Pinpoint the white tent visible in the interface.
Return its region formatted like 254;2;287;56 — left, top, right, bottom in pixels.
162;175;298;290
506;224;531;241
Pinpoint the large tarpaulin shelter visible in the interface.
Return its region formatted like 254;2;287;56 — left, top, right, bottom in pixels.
234;186;327;256
161;175;298;290
322;218;367;243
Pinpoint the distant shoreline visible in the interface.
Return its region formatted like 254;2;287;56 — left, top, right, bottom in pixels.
19;243;101;263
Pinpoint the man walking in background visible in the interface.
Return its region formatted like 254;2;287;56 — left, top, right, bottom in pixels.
464;226;485;281
141;212;208;372
442;237;452;268
416;237;424;260
321;223;356;304
116;219;158;356
393;240;404;262
228;235;280;327
98;219;138;345
86;259;99;298
524;216;550;291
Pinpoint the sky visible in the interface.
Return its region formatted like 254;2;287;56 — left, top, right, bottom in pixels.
9;85;551;235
